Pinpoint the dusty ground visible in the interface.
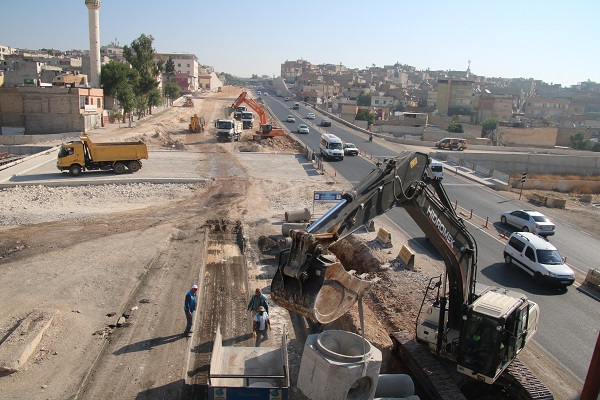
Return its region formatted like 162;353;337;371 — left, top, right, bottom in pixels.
0;86;595;399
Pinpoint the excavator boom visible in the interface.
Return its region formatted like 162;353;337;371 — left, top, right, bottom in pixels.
271;151;429;323
232;92;285;138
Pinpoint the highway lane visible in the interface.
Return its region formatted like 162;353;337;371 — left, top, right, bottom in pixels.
262;92;596;384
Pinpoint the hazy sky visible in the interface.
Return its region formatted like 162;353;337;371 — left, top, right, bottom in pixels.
2;0;598;86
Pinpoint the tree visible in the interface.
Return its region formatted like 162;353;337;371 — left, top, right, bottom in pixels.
357;92;372;106
481;118;499;137
147;88;162;114
116;83;135;122
447;120;464;133
165;57;175;75
163;82;180;106
101;60;138;97
570;131;593;151
123;34;164;96
356;109;375;125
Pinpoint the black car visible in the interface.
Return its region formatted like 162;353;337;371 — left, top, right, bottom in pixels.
320;119;331;127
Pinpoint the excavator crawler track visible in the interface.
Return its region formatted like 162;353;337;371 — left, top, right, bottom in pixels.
391;331;553;400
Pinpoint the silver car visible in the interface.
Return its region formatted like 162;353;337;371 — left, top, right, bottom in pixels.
286;115;296;123
500;210;555;236
297;124;309;134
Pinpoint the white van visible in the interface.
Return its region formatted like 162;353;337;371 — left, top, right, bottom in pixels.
319;133;344;160
424;160;444;181
503;232;575;287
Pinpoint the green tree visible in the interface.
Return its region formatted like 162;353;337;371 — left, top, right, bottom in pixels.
163;82;180;106
481;118;499;136
123;34;164;96
447;120;464;133
101;60;138;97
165;57;175;75
116;83;135;122
570;131;593;150
356;109;375;125
147;88;162;114
357;92;372;106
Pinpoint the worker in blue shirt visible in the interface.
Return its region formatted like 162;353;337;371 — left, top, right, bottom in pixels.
183;284;198;336
247;288;268;317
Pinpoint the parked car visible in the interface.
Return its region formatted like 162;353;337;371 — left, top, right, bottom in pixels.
500;210;555;236
297;124;310;134
343;143;359;156
320;120;332;127
503;232;574;287
306;113;316;119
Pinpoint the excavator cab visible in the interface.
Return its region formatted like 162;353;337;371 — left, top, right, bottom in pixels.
271;152;430;323
259;124;273;135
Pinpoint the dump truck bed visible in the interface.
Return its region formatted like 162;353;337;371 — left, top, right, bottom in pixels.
80;136;148;162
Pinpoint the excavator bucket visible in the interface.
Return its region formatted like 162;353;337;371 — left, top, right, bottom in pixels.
270;233;375;324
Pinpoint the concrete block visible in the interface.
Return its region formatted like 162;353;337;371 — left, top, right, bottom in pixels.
584;269;600;291
297;330;382;400
376;228;392;248
0;308;58;373
398;245;415;269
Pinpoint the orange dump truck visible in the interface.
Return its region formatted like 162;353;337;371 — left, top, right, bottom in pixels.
57;135;148;176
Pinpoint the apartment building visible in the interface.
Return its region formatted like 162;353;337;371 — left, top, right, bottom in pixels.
436;78;474;114
524;97;570;118
475;94;514;123
281;59;313;82
156;53;199;92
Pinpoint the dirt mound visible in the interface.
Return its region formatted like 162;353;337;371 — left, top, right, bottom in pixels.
257;235;279;253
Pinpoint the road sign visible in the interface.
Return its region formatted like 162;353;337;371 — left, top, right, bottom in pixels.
313;191;342;202
521;172;527;183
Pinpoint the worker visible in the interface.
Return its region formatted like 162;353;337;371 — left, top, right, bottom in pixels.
369;133;373;142
247;288;269;317
183;284;199;336
252;306;271;347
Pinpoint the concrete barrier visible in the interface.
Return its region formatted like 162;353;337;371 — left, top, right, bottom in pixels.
398;245;415;269
584;269;600;291
447;155;460;165
475;165;491;177
376;228;393;248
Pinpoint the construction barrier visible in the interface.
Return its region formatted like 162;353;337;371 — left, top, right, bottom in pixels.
398;245;415;269
376;228;393;248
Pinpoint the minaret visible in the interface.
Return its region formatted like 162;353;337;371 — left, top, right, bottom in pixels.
85;0;102;88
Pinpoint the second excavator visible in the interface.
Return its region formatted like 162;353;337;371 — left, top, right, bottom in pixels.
231;92;285;140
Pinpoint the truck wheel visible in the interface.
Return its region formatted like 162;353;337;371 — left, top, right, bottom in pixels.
127;160;141;173
69;164;82;177
113;162;126;174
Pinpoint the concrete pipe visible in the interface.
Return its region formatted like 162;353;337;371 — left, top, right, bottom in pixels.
284;207;311;223
281;222;309;236
374;374;416;398
278;237;293;250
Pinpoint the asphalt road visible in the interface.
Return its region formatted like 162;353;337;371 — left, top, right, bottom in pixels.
262;92;598;384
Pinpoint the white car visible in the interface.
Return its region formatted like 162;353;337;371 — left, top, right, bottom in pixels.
500;210;555;236
297;124;309;134
306;113;316;119
286;115;296;123
503;232;574;287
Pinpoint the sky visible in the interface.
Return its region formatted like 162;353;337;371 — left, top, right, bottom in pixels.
2;0;599;86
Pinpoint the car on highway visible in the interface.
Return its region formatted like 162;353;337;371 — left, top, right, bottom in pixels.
343;143;359;156
320;119;331;127
306;113;316;119
503;232;574;287
297;124;310;134
286;115;296;123
500;210;555;236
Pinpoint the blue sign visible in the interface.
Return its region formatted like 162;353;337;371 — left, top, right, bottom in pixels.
314;191;342;202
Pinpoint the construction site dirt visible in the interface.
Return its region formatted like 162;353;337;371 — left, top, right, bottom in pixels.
0;86;591;400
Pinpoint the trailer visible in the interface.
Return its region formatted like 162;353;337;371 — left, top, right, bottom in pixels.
208;324;289;400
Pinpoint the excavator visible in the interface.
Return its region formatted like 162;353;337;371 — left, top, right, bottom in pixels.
183;96;194;107
189;114;205;133
270;151;552;399
231;91;285;140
